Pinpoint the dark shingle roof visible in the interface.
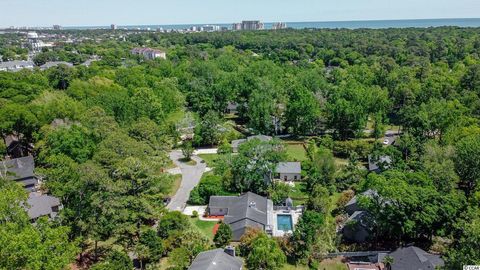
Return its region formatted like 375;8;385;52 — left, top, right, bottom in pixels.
1;156;38;191
275;162;301;174
27;192;61;220
188;249;242;270
209;192;271;240
0;156;36;181
390;246;444;270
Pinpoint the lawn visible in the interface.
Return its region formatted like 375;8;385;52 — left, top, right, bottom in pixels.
190;217;218;241
198;153;219;168
286;143;308;161
281;263;309;270
167;174;182;197
317;258;348;270
290;182;309;206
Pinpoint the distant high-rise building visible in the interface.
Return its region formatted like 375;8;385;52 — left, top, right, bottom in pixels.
201;25;220;32
232;20;264;31
53;25;61;30
111;24;117;30
272;22;287;30
232;23;242;30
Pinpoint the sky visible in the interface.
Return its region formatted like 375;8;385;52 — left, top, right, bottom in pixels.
1;0;480;27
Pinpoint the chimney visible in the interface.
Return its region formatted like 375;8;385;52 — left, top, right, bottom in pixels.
224;246;235;257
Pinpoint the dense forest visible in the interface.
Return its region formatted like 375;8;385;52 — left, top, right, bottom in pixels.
1;26;480;269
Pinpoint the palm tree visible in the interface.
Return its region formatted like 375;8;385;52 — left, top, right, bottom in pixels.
383;255;394;270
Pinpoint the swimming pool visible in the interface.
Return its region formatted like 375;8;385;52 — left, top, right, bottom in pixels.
277;214;293;231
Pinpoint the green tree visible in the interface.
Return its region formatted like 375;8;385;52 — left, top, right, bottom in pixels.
422;141;459;193
91;250;133;270
181;140;194;161
0;181;78;270
306;185;330;213
47;64;75;90
213;222;232;248
225;139;286;194
195;110;222;146
305;146;336;191
445;209;480;269
39;125;95;163
291;210;325;261
157;211;190;239
246;232;286;270
138;229;163;263
267;182;292;205
455;135;480;196
111;157;169;245
285;86;320;135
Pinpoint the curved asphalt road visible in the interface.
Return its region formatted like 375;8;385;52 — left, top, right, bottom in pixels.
166;150;206;212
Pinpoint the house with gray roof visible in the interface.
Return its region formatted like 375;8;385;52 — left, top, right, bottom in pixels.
342;210;372;243
188;248;242;270
0;60;34;72
275;162;301;181
231;135;272;153
207;192;273;241
389;246;444;270
0;156;38;191
40;61;73;70
27;192;62;221
368;155;392;173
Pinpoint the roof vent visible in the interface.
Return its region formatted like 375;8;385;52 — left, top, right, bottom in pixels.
224;246;236;257
249;201;256;208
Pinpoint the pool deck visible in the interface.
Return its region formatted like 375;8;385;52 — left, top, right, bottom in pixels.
270;207;303;237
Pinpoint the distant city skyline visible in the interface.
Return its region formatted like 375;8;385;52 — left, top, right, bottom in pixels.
0;0;479;28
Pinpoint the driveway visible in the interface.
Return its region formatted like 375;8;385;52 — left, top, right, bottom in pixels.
166;150;206;212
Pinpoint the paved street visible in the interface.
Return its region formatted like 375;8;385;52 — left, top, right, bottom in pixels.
166;150;206;212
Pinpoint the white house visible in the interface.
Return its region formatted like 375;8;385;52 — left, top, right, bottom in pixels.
275;162;301;181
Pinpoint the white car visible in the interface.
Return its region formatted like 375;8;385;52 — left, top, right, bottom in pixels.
383;139;390;145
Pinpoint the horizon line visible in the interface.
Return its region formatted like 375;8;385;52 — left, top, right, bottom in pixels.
3;17;480;29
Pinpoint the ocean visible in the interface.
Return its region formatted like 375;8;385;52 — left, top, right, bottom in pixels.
64;18;480;31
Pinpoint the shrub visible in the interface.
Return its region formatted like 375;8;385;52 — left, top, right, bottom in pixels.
188;174;230;205
192;210;198;218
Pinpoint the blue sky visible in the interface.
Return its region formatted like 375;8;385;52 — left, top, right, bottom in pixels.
1;0;479;27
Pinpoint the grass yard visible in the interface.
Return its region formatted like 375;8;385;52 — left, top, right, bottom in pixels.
198;153;219;168
190;217;218;241
167;174;182;197
317;258;348;270
281;139;308;161
281;263;309;270
290;182;309;206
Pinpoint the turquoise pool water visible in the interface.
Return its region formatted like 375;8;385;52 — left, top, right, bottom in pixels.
277;214;293;231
